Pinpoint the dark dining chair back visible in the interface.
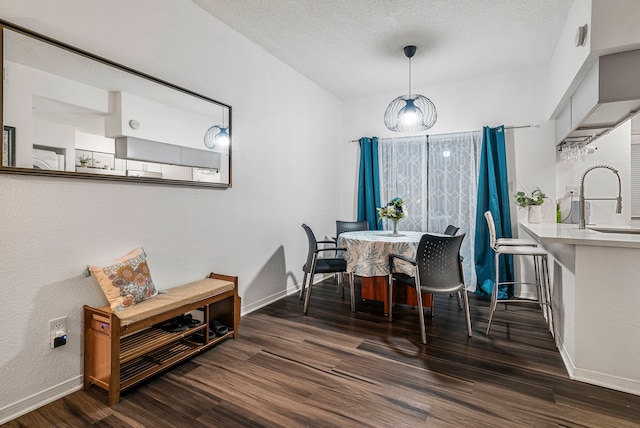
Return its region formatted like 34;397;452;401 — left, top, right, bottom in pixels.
336;220;369;238
443;224;459;236
415;234;465;293
335;220;369;259
302;224;318;274
443;224;461;306
300;224;348;314
389;233;471;344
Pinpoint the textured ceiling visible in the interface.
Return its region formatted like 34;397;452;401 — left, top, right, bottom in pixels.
192;0;574;100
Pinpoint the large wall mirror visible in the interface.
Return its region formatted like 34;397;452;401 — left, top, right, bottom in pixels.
1;20;232;187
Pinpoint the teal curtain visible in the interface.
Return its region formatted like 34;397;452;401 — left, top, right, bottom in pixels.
357;137;382;230
474;126;513;299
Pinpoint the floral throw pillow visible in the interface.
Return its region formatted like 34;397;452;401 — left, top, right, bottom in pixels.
90;248;158;312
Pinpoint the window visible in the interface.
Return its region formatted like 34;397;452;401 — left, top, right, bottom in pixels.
378;131;481;286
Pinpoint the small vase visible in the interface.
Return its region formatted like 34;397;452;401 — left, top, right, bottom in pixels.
391;219;399;235
528;205;542;223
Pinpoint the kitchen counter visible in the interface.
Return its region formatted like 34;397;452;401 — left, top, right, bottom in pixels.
520;222;640;248
519;221;640;396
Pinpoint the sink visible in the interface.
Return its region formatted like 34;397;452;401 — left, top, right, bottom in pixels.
586;226;640;234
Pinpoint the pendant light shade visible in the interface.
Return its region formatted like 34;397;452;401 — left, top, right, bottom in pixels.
204;107;230;150
204;125;229;149
384;45;437;132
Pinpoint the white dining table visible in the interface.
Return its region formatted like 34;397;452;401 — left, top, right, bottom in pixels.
337;230;442;314
338;230;425;277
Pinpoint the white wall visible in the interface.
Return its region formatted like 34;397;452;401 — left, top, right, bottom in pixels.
546;0;592;119
0;0;342;421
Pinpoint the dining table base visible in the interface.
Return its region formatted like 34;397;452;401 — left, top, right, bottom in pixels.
360;276;433;315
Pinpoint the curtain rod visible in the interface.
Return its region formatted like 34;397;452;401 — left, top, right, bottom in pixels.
347;124;539;143
506;124;540;130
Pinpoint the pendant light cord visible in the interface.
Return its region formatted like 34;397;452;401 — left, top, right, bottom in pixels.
408;56;412;97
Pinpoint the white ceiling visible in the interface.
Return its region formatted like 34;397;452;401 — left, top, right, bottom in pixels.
191;0;574;100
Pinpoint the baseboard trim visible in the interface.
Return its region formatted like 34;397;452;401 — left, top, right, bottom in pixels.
241;276;327;316
557;335;640;396
0;376;82;425
571;367;640;396
241;288;290;315
557;335;576;379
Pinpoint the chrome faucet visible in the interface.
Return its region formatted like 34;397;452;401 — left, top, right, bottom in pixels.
578;164;622;229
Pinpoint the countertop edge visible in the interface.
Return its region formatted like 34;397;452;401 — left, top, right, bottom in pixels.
519;222;640;249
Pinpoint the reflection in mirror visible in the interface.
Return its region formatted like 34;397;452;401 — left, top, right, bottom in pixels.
1;21;231;187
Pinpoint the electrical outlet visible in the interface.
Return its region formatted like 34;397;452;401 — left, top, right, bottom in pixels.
566;185;579;195
49;316;68;348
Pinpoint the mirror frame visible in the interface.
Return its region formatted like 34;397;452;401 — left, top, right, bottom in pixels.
0;19;232;188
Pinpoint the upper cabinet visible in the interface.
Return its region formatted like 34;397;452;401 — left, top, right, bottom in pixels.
556;49;640;145
555;101;572;145
1;20;232;187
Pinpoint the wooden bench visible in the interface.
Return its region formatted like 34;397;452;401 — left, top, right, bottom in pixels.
83;272;240;405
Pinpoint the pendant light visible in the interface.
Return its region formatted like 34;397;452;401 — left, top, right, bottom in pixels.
384;45;437;132
204;107;230;150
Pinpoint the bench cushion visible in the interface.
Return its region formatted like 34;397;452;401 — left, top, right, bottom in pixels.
114;277;234;327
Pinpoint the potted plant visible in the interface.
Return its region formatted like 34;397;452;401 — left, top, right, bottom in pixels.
514;188;547;223
78;155;91;167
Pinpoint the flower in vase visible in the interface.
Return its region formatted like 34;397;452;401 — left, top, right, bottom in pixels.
377;197;407;221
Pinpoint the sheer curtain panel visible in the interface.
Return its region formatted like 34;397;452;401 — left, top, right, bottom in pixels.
429;132;481;287
379;135;428;232
378;131;481;288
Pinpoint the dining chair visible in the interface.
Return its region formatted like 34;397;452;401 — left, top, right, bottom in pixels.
334;220;369;258
388;233;471;344
483;212;553;336
300;224;348;314
443;224;459;236
336;220;370;238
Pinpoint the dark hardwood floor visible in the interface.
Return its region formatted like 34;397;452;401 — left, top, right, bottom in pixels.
5;278;640;427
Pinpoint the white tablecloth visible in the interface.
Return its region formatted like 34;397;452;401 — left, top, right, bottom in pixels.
338;230;425;277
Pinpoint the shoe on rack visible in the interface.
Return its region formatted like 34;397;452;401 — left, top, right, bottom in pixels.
157;318;188;333
210;319;229;336
177;313;201;327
